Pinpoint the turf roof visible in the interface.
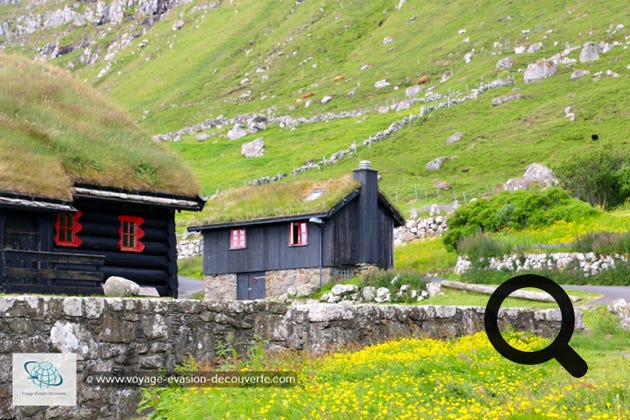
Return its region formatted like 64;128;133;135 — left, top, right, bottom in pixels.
197;174;362;224
0;53;200;201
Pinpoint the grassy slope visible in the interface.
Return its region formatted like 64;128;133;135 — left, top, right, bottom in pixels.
79;0;628;221
5;1;628;219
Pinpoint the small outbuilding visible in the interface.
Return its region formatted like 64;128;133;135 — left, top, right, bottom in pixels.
189;161;404;300
0;54;204;296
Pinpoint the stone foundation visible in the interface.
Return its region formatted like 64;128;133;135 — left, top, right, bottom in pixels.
204;273;237;300
266;267;333;297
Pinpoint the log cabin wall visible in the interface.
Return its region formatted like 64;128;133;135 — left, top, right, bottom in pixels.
54;198;178;297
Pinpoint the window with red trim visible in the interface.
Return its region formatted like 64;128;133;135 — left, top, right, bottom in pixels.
289;221;308;246
118;215;145;252
54;211;82;247
230;228;246;249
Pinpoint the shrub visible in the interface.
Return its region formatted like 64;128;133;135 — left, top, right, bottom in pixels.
574;230;630;255
457;233;513;261
555;148;630;210
443;188;597;252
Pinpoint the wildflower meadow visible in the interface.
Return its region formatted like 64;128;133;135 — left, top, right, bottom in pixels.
139;308;629;419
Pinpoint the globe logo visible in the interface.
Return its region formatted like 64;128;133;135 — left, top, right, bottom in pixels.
24;361;64;389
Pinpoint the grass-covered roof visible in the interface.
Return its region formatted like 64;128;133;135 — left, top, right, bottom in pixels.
0;53;200;201
196;175;361;225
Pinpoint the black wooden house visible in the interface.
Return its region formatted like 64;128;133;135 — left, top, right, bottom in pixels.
0;53;204;297
0;188;204;296
189;161;404;300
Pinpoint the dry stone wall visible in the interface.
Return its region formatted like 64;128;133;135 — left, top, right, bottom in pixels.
455;253;628;276
0;295;579;419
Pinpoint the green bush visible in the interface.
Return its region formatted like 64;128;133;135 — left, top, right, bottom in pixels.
442;188;597;252
574;230;630;255
555;148;630;210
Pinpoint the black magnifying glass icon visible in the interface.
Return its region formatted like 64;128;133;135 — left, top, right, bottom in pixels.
484;274;588;378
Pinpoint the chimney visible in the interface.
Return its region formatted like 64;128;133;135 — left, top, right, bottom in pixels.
353;160;379;264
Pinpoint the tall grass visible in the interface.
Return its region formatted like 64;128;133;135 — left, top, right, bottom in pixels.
574;230;630;255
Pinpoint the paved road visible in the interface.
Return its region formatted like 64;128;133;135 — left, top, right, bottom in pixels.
563;285;630;305
178;276;204;299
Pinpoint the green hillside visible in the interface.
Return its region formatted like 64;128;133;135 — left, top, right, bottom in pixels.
1;0;628;220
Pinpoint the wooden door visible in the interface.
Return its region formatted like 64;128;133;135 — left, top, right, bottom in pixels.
236;272;266;300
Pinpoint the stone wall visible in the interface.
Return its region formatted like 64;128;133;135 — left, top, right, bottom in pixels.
394;216;448;246
204;273;237;300
455;252;628;276
176;232;203;261
0;296;580;419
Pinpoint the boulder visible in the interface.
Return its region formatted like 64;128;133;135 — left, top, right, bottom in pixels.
241;137;265;158
375;287;391;303
426;282;442;297
395;100;412;112
332;284;359;296
227;124;247;140
425;156;448;171
103;276;140;297
321;95;333;104
579;42;600;63
496;57;515;70
405;85;423;98
247;115;267;132
374;79;390;89
570;69;590;81
523;163;558;186
527;42;543;53
362;286;376;302
523;59;557;83
446;131;462;145
172;19;185;31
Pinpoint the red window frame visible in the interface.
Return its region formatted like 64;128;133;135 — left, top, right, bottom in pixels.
230;228;247;249
54;211;83;247
289;221;308;246
118;215;145;252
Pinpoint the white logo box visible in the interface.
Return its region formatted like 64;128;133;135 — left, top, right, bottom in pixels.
12;353;77;407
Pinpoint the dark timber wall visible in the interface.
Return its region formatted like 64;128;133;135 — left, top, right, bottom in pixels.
58;198;178;297
203;221;323;275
